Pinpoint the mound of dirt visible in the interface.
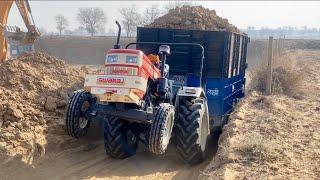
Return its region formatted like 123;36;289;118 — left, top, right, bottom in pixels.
145;6;239;32
0;52;85;164
202;50;320;179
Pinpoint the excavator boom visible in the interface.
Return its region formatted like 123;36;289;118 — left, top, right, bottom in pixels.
0;0;40;62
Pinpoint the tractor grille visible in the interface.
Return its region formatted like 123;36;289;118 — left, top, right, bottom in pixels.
105;66;138;76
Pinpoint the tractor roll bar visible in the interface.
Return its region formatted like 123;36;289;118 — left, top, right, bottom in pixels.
126;42;205;86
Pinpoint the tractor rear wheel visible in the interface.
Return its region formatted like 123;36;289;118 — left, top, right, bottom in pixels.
66;90;96;138
148;103;175;155
175;97;209;164
103;116;138;159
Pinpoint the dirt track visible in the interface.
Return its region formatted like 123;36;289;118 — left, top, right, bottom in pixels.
0;123;217;180
0;52;217;180
1;43;320;179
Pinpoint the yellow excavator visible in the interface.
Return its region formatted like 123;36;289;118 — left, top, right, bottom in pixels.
0;0;40;62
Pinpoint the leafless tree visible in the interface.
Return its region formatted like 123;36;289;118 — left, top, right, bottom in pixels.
98;25;106;36
55;14;68;36
107;28;116;36
38;27;48;35
119;5;142;37
163;0;197;13
142;4;163;25
77;7;107;36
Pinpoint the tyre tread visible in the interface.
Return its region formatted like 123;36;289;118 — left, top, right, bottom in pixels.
149;103;174;155
66;90;92;138
175;97;208;164
103;116;138;159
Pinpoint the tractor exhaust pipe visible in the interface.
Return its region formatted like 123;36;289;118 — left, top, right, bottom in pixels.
158;45;170;77
114;21;121;49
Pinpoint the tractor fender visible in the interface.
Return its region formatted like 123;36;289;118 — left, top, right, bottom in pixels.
174;86;207;116
174;86;207;114
176;86;205;98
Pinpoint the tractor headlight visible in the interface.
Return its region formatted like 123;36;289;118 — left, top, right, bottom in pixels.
106;55;118;63
126;56;138;64
158;45;170;55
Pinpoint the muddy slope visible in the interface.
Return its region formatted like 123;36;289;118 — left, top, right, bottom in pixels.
0;52;85;163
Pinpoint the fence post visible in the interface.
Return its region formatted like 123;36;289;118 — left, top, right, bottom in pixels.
282;35;286;53
275;38;279;58
280;37;282;55
266;36;273;95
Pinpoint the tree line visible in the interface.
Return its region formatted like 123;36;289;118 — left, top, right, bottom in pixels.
53;2;320;39
53;1;195;37
244;26;320;39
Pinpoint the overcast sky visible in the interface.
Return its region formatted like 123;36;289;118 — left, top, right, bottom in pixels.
7;1;320;33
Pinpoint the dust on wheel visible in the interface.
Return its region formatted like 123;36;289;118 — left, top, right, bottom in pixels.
148;103;175;155
66;90;96;138
103;116;139;159
175;97;210;164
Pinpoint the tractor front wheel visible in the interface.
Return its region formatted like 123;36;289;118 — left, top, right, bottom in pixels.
66;90;96;138
148;103;175;155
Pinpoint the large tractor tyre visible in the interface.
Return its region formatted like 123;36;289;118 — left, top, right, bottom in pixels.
175;97;210;164
103;116;139;159
148;103;175;155
66;90;96;138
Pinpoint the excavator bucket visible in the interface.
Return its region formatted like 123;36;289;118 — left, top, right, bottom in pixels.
3;25;39;45
0;0;40;62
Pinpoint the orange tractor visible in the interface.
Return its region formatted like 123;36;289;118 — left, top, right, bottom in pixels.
67;21;178;158
66;22;210;164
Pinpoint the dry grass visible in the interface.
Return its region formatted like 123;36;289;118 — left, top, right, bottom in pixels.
248;53;304;98
203;50;320;180
251;96;274;109
234;132;276;161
